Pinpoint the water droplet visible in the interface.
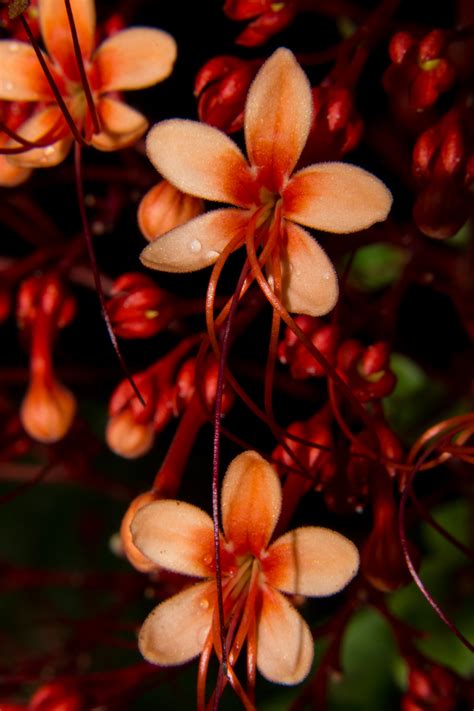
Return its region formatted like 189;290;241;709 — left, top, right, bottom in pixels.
190;239;202;253
199;598;210;610
4;81;13;92
9;43;20;53
203;553;213;566
43;146;55;157
322;272;330;280
267;275;275;288
207;249;220;259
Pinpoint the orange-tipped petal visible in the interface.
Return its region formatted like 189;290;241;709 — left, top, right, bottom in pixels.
20;378;76;443
0;42;52;101
264;527;359;596
146;119;256;206
90;97;148;151
7;106;71;168
131;499;216;577
138;180;204;241
39;0;95;71
283;162;393;233
140;208;248;273
139;581;215;666
257;587;313;684
0;156;31;187
244;48;313;191
94;28;177;92
221;451;281;556
280;222;338;317
106;410;155;459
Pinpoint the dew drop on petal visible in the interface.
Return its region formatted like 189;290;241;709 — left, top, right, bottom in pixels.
322;272;330;280
9;43;20;53
190;239;202;253
3;81;13;92
199;597;210;610
203;553;213;566
207;250;220;259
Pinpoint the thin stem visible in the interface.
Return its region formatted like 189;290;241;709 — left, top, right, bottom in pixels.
74;142;145;406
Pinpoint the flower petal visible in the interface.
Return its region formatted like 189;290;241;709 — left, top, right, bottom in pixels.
0;155;31;187
283;162;393;233
221;451;281;556
139;581;215;666
39;0;95;72
94;28;177;91
264;527;359;596
257;587;313;685
131;499;215;577
140;208;249;273
244;48;313;191
7;107;72;168
0;42;52;101
146;119;255;206
90;97;148;151
280;222;338;317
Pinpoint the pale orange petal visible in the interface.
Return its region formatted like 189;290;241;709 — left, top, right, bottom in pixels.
39;0;95;73
131;499;215;577
0;156;31;187
7;107;72;168
283;162;393;233
140;208;248;273
94;28;177;91
279;222;338;317
263;527;359;596
0;42;52;101
90;97;148;151
244;48;313;192
257;587;313;684
221;451;281;556
146;119;256;206
139;581;215;666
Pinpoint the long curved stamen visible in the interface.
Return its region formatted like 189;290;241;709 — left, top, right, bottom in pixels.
64;0;101;135
264;242;282;418
19;14;87;146
0;118;65;151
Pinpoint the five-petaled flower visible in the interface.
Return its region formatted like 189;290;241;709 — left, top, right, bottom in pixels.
141;48;392;317
131;451;359;691
0;0;176;167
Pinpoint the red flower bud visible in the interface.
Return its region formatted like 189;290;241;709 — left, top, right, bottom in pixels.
278;316;340;379
173;358;235;416
413;180;470;239
224;0;295;46
107;273;177;339
337;340;396;401
402;663;458;711
195;56;260;133
29;680;86;711
17;275;75;332
137;180;203;241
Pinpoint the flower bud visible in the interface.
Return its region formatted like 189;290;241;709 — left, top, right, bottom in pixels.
20;376;76;444
337;340;396;401
278;316;340;379
138;180;203;241
29;680;86;711
402;663;458;711
224;0;295;46
106;410;155;459
107;273;177;339
195;56;260;133
120;491;159;572
413;180;470;239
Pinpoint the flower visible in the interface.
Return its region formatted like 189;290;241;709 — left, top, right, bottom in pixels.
141;48;392;317
0;0;177;167
131;450;359;687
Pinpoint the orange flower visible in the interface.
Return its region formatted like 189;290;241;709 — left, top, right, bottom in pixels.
141;48;392;317
0;0;177;167
131;451;359;688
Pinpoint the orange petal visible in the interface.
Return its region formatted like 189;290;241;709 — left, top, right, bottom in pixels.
131;499;216;577
280;222;338;317
140;208;248;273
90;97;148;151
7;106;72;168
39;0;95;73
257;587;313;684
244;48;312;192
0;42;52;101
263;526;359;596
0;155;31;187
139;581;215;666
283;162;393;233
146;119;256;206
94;28;177;91
221;451;281;556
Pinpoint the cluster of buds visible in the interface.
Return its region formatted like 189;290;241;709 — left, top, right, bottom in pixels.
194;55;260;133
412;103;474;238
300;84;363;164
277;315;340;378
383;30;456;113
106;343;235;459
17;274;77;444
224;0;295;46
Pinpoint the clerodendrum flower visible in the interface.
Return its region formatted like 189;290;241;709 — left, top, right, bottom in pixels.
0;0;177;167
141;48;392;317
131;451;359;694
